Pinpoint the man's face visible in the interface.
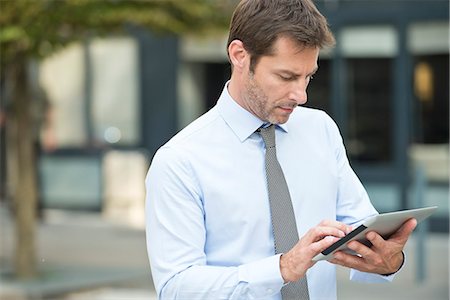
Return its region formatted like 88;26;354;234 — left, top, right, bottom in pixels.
241;37;319;124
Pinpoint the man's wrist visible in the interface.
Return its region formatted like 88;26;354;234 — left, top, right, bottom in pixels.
381;251;405;276
279;253;296;283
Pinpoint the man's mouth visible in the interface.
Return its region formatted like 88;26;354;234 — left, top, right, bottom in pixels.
278;104;296;113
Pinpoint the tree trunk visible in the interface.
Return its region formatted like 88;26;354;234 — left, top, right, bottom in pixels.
7;58;37;278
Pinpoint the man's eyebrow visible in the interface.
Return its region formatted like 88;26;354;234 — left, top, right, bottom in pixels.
278;66;319;77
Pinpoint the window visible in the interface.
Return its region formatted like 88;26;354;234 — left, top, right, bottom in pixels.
39;43;88;148
409;22;449;144
340;26;398;163
412;55;449;144
346;58;393;163
90;38;141;146
204;62;230;110
39;37;141;150
305;58;331;115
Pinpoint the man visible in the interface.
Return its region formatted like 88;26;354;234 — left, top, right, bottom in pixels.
145;0;417;299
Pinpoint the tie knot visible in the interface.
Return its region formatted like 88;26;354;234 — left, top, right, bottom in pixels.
258;124;276;148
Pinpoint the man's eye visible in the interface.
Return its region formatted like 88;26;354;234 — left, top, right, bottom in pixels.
279;75;294;81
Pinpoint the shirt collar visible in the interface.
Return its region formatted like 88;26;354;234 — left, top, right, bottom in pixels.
217;81;288;142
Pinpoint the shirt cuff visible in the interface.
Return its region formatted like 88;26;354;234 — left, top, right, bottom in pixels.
350;268;396;283
237;254;284;298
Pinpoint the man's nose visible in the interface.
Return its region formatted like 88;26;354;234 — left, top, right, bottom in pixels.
290;83;308;106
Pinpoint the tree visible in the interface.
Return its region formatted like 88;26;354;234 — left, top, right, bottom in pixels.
0;0;230;279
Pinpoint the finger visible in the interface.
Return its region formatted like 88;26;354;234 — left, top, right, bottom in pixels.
302;226;346;245
347;240;374;258
309;236;340;254
318;220;353;234
365;231;386;249
330;250;364;269
389;218;417;243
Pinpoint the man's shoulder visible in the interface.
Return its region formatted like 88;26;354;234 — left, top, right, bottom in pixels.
289;106;333;126
288;106;343;148
163;107;222;149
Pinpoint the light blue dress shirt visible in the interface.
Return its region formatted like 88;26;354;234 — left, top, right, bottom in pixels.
145;83;395;300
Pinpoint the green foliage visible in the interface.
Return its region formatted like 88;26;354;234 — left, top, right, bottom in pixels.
0;0;231;66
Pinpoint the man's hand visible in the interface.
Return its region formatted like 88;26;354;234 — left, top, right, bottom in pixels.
329;218;417;275
279;220;352;283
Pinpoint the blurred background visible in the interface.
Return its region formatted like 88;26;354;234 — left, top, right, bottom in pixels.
0;0;448;299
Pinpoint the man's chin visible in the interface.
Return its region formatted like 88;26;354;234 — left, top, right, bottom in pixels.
268;116;290;125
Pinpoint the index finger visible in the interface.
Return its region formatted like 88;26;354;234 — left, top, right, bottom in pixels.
318;220;353;234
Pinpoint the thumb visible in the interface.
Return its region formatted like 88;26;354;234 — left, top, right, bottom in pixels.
390;218;417;243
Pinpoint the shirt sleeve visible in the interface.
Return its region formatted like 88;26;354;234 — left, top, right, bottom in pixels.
145;146;284;299
322;114;400;283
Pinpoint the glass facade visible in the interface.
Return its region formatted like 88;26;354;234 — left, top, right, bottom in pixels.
39;37;141;150
38;37;143;210
90;38;141;146
346;57;393;163
412;54;449;145
39;43;88;148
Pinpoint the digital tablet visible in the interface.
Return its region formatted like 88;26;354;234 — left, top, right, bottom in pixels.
312;206;438;262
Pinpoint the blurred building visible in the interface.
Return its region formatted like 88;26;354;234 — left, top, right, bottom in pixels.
37;0;448;231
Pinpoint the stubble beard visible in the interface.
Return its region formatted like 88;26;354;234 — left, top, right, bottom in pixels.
246;73;281;124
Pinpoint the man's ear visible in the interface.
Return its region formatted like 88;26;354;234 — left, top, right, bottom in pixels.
228;40;249;73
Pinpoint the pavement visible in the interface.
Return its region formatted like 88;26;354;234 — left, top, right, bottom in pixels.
0;205;448;300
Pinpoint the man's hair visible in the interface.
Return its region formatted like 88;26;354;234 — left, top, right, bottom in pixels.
227;0;335;72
